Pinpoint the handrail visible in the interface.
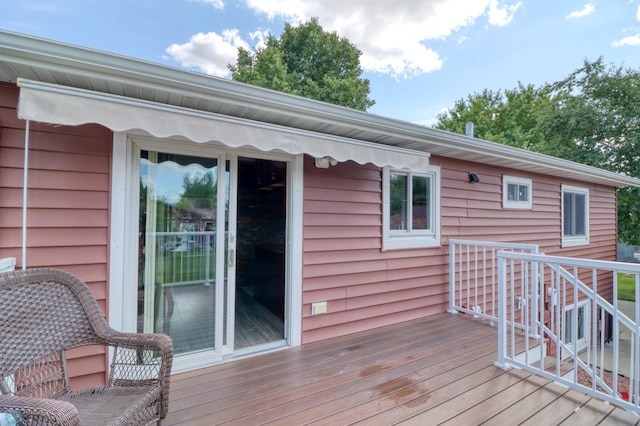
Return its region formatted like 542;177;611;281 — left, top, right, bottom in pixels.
496;250;640;414
449;239;539;251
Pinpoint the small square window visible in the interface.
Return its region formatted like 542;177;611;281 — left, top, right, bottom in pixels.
383;166;441;250
503;176;532;209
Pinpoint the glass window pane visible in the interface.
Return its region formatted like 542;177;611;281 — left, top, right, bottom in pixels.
412;176;429;230
390;173;408;230
574;194;586;235
518;185;528;202
564;191;586;237
563;192;573;236
508;183;517;201
577;306;585;339
564;310;573;344
139;151;218;356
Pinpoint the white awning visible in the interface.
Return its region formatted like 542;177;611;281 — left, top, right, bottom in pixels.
17;79;429;172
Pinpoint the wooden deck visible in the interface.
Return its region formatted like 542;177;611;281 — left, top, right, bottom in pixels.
165;313;639;425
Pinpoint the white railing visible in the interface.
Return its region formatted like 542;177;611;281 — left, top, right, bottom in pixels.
496;251;640;414
151;231;216;288
449;239;539;333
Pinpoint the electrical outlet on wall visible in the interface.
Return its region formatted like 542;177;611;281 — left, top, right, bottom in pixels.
311;302;328;315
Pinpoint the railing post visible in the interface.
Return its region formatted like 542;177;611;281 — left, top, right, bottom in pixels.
494;252;509;370
530;259;540;339
448;240;457;314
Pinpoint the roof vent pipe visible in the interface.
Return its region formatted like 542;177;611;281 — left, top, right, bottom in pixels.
465;122;474;138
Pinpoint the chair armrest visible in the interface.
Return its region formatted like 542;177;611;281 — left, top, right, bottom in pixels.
100;329;174;356
98;330;173;419
0;395;80;425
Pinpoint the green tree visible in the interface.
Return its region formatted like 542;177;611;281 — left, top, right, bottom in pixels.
229;18;374;111
435;83;555;150
544;59;640;245
177;172;216;210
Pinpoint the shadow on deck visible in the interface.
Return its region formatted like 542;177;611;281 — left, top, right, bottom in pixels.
165;313;638;425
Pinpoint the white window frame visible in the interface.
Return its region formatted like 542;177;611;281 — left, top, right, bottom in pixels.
382;165;441;250
502;176;532;209
561;184;589;247
562;299;590;358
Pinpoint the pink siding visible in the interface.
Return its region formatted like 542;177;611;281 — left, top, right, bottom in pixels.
301;155;619;344
0;82;112;389
1;80;621;372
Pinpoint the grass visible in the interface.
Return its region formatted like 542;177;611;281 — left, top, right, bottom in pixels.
617;272;636;302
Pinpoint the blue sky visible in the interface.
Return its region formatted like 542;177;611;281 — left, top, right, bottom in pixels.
2;1;639;126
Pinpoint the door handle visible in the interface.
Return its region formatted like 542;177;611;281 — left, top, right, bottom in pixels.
228;249;235;267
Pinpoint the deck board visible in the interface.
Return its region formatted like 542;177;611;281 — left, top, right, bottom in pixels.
164;313;639;425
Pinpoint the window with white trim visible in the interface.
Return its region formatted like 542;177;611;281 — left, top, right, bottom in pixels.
563;300;589;358
562;185;589;247
382;166;440;250
503;176;532;209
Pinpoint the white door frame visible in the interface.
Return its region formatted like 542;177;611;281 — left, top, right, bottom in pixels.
108;133;303;372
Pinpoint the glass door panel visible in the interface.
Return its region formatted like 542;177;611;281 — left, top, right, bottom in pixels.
138;151;226;357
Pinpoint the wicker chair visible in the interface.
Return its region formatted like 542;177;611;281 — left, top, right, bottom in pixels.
0;268;173;425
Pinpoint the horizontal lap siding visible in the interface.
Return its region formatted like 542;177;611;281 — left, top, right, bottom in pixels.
302;156;448;343
0;82;112;388
302;155;619;343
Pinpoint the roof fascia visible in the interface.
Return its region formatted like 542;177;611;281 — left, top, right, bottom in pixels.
2;30;640;188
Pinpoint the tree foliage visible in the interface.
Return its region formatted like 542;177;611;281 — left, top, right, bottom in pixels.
435;58;640;244
177;172;216;210
436;83;556;150
229;18;374;111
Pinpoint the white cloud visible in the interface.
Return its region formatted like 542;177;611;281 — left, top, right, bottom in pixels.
191;0;224;9
487;0;522;26
566;3;595;19
166;30;249;77
243;0;523;79
166;0;522;79
612;34;640;46
249;30;270;50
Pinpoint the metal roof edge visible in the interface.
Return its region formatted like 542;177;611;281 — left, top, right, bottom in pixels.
2;29;639;188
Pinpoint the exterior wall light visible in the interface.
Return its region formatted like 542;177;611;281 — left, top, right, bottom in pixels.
315;156;338;168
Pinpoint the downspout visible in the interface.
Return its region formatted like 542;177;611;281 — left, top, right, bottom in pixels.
21;120;29;270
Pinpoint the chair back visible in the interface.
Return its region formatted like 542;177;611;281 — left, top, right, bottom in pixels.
0;269;104;397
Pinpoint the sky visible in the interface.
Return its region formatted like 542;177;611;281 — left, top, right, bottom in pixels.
1;1;640;126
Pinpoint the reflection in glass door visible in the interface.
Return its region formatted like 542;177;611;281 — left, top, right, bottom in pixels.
138;151;231;357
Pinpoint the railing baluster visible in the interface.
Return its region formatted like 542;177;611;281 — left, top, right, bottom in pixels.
492;248;496;323
482;246;487;320
474;245;478;316
495;253;507;370
448;240;456;314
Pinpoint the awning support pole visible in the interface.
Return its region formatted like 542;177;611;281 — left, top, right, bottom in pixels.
21;120;30;270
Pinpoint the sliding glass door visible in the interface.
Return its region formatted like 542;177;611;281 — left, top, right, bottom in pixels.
134;147;289;370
